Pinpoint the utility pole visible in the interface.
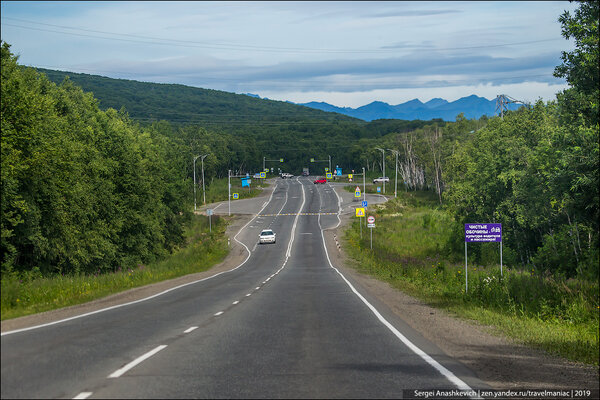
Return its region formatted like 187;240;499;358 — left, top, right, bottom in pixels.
193;155;200;211
388;149;399;198
201;154;209;205
228;169;231;216
375;147;385;194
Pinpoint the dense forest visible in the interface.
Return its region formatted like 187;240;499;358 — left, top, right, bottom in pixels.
1;1;597;280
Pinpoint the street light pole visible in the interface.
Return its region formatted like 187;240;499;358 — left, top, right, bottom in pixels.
388;149;399;198
375;147;385;194
193;155;200;211
228;169;231;216
201;154;209;205
328;155;331;173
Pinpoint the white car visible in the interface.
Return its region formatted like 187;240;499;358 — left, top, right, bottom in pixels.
259;229;276;244
281;173;294;179
373;177;390;183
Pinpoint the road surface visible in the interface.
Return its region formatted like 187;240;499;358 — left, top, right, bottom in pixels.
2;177;487;399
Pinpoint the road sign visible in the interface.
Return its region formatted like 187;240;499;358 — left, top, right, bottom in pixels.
241;178;250;187
464;223;502;242
232;193;239;199
377;186;381;193
367;216;375;224
362;200;368;207
325;167;329;172
355;208;365;217
260;171;266;178
348;174;353;179
206;209;213;216
311;158;315;162
326;172;332;179
336;167;342;176
367;223;375;228
264;168;269;172
280;158;283;162
354;186;361;198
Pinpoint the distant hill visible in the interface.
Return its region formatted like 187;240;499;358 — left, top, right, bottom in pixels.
35;68;360;125
299;95;524;121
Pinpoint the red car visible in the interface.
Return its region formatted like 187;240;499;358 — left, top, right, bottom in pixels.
313;178;327;184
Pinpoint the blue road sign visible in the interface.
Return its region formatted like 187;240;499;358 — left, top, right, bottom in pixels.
362;200;368;207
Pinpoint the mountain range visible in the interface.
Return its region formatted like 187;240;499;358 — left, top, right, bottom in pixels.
295;95;525;122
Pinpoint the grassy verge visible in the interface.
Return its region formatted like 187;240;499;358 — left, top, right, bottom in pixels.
343;191;599;365
202;176;269;204
1;215;230;321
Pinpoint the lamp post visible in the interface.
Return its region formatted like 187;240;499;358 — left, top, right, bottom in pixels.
200;154;209;205
228;169;231;216
375;147;385;194
388;149;399;198
193;155;200;211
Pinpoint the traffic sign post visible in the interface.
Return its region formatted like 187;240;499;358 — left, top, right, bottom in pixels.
354;186;361;202
368;216;375;249
464;223;503;293
356;207;365;238
207;208;213;232
232;193;239;199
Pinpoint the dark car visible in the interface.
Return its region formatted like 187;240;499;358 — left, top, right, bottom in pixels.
313;178;327;184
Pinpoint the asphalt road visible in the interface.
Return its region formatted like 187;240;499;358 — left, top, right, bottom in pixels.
1;177;488;399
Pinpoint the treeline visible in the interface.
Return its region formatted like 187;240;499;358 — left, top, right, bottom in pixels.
353;1;598;277
0;42;256;277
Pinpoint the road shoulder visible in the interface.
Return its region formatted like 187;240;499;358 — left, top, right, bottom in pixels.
322;194;598;391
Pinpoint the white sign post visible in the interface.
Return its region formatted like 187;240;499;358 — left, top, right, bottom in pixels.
367;216;375;249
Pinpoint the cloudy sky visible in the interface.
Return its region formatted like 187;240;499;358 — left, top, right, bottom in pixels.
1;1;578;107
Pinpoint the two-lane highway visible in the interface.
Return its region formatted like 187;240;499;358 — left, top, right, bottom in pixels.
1;177;487;399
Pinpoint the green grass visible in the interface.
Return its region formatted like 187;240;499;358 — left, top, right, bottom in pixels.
1;215;230;321
202;176;270;204
343;191;599;365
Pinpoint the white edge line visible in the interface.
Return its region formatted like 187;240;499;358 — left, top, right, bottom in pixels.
73;392;93;399
184;326;198;333
107;345;167;378
2;182;279;336
320;185;480;399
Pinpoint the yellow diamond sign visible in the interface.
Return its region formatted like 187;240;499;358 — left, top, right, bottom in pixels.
355;207;365;217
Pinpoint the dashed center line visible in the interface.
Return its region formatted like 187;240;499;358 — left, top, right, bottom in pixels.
73;392;92;399
184;326;198;333
108;345;167;378
214;311;224;316
232;300;239;305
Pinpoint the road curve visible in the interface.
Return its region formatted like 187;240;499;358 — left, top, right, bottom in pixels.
1;177;488;399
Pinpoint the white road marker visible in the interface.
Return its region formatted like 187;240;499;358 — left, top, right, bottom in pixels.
108;345;167;378
232;301;239;305
318;188;480;399
255;287;260;290
73;392;92;399
214;311;224;316
184;326;198;333
1;179;280;337
246;293;252;297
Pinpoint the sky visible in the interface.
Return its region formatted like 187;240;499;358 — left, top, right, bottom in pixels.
0;1;579;108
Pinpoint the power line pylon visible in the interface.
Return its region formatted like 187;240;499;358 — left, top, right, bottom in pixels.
495;94;530;119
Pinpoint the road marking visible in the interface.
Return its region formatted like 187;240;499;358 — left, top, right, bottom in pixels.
255;287;260;290
246;293;252;296
214;311;224;316
73;392;92;399
2;183;280;337
108;345;167;378
317;189;479;398
184;326;198;333
232;301;239;305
